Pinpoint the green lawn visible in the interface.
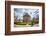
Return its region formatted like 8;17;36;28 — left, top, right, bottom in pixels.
14;22;33;25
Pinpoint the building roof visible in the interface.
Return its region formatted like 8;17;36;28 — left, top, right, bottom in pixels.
23;13;30;17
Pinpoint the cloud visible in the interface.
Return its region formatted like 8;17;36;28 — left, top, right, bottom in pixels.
14;8;39;19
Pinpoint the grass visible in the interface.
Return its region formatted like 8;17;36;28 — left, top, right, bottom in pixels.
14;22;33;25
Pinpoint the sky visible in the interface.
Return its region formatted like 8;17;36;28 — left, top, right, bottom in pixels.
14;8;39;19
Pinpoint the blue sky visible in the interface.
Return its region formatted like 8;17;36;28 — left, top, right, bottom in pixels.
14;8;39;19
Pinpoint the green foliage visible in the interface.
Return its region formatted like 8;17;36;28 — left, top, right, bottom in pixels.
14;19;34;26
14;22;32;25
31;19;34;26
